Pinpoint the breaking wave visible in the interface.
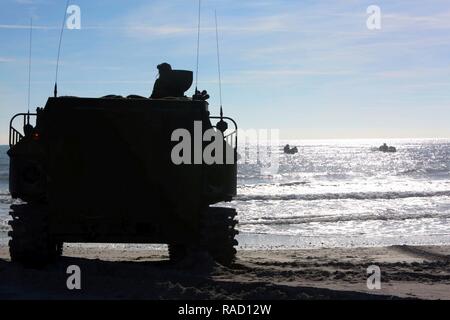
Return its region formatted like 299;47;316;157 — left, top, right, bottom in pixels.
240;212;450;226
0;218;10;232
237;190;450;201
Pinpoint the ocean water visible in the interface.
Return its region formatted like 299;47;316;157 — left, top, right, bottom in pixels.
234;139;450;249
0;139;449;249
0;145;13;243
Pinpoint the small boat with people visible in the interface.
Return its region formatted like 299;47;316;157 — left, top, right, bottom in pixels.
283;144;298;155
378;143;397;153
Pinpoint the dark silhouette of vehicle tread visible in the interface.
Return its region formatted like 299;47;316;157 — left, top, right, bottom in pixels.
8;204;63;268
168;207;238;266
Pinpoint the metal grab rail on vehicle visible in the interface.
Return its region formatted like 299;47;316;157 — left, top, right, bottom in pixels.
210;116;238;150
9;113;37;147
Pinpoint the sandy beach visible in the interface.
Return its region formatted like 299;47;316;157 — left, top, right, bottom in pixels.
0;244;449;300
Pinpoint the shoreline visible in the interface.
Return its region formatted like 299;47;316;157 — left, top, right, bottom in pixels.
0;243;449;300
2;231;450;250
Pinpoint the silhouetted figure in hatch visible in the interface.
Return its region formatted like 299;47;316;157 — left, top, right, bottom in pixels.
151;63;183;99
151;63;172;98
150;63;196;99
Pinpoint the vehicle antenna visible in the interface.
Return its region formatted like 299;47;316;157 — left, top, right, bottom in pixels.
195;0;201;93
214;10;223;118
27;17;33;122
54;0;70;98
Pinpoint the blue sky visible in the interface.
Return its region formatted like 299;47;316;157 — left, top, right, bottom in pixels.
1;0;450;143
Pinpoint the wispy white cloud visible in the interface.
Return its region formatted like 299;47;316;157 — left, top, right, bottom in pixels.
0;24;54;30
14;0;51;5
241;69;355;77
15;0;36;4
113;0;450;45
400;82;450;88
0;57;16;63
383;12;450;30
374;67;450;79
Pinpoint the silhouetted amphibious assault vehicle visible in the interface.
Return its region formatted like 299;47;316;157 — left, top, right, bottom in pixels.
7;69;239;267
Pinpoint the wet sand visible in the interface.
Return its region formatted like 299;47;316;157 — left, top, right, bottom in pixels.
0;244;449;300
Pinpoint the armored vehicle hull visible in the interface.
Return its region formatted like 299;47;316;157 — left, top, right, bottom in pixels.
8;96;238;267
